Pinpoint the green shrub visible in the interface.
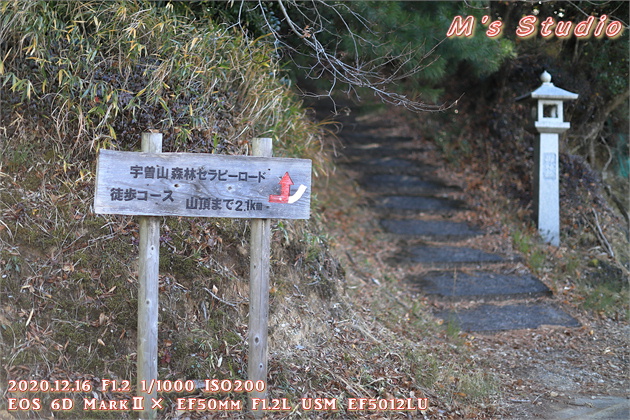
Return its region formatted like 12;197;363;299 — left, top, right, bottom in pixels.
0;0;328;174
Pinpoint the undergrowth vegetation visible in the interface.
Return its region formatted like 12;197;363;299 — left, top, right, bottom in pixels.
0;1;344;418
0;1;502;419
0;1;329;167
419;54;629;321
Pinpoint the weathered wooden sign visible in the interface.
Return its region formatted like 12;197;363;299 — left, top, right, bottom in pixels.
94;136;306;419
94;150;312;219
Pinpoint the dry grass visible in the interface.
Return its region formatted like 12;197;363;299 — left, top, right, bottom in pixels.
0;1;331;171
4;2;605;419
0;2;495;419
0;1;337;418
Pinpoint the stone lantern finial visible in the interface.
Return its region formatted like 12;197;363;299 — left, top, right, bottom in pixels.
540;70;552;84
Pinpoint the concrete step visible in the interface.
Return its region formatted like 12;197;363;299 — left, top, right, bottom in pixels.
361;174;461;195
380;219;482;240
435;303;580;332
387;244;508;268
342;157;438;176
339;122;398;132
373;196;467;214
540;396;629;420
340;133;414;144
407;270;552;301
341;146;425;161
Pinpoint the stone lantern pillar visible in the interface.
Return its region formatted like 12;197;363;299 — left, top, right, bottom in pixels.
526;71;579;246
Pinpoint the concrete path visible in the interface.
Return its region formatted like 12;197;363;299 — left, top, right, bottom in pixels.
316;102;627;420
332;109;579;333
540;396;629;419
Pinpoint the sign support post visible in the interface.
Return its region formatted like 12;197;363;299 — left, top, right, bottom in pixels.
248;138;272;417
137;132;161;420
94;133;311;418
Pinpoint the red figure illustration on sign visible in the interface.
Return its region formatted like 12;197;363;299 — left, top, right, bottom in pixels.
269;172;307;204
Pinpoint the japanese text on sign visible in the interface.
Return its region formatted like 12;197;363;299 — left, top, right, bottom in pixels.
94;150;311;219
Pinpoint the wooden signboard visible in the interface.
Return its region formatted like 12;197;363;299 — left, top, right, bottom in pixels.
94;149;312;219
94;137;308;419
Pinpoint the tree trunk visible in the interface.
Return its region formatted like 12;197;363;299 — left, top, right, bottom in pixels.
581;88;629;167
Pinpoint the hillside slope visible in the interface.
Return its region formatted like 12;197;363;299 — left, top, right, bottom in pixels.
0;2;502;419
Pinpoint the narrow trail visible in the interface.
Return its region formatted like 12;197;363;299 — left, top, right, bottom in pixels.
332;107;579;333
314;100;629;419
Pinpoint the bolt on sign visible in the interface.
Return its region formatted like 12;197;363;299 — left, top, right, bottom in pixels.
94;149;312;219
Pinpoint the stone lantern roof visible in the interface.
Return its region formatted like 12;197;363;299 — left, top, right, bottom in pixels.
530;71;579;100
516;71;579;134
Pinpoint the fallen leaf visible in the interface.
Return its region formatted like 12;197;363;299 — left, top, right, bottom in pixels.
25;309;34;327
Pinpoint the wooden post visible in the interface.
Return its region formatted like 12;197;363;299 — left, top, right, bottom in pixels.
248;138;272;416
137;132;162;420
92;133;311;418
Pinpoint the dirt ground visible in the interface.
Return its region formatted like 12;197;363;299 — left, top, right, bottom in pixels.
327;103;629;419
474;321;628;418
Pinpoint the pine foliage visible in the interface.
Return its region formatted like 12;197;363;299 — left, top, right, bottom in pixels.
310;1;515;101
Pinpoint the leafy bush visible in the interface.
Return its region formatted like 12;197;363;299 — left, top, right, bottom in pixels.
0;1;339;406
0;0;327;171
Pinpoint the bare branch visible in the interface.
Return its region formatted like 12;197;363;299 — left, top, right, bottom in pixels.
203;287;238;308
589;209;615;259
273;0;450;112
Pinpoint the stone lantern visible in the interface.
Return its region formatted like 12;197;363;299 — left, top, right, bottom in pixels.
520;71;579;246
